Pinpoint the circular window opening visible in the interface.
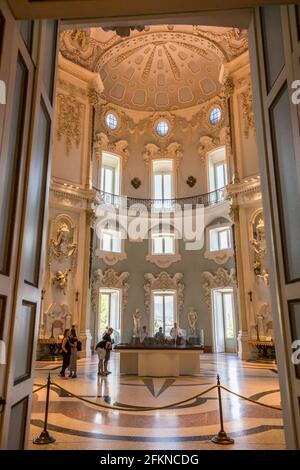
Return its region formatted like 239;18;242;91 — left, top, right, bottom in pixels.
209;107;222;125
105;112;118;130
156;119;169;137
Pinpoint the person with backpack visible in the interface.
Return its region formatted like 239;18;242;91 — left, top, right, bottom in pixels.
59;329;71;378
95;327;113;376
69;326;78;378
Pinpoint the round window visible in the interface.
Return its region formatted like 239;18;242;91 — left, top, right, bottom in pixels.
105;112;118;130
209;106;222;125
156;119;169;137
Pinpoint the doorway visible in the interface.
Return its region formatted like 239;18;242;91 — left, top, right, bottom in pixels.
212;288;236;353
99;288;121;343
1;0;299;450
153;291;176;336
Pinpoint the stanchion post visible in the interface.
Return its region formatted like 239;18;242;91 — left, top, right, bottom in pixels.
33;373;56;445
211;374;234;445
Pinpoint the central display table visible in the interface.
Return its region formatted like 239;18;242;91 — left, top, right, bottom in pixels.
114;345;203;377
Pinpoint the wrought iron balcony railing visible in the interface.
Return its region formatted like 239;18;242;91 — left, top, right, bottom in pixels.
93;187;227;211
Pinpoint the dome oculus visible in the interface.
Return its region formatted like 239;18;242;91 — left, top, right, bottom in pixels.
156;119;169;137
105;112;118;130
209;106;222;125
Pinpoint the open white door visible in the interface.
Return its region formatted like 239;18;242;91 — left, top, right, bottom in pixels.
249;4;300;449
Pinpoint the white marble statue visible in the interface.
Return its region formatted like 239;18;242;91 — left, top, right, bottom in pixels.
133;308;141;337
188;307;198;337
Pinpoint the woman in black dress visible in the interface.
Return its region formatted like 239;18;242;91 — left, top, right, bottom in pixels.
59;329;71;378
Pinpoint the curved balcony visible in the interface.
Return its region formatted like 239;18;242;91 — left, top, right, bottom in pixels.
93;187;227;211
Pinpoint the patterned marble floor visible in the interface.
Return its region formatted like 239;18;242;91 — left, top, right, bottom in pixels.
29;353;285;450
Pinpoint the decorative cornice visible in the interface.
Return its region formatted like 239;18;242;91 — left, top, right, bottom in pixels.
50;182;96;210
146;253;181;268
198;127;227;162
227;176;261;196
58;53;104;106
143;141;183;169
94;249;127;266
202;268;236;308
94;132;129;166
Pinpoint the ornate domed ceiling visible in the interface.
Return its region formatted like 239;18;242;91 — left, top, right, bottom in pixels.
60;25;248;112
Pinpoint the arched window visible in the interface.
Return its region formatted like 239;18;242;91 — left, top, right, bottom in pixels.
208;147;227;192
152;160;173;210
101;152;121;196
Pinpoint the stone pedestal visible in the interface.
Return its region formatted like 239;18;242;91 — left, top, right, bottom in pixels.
237;330;252;360
79;329;92;358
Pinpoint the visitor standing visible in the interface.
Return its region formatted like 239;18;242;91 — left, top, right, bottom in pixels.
59;329;71;378
69;326;78;378
95;327;113;376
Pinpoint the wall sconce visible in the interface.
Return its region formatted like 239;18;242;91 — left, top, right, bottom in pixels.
131;177;141;189
186;176;196;188
41;289;46;300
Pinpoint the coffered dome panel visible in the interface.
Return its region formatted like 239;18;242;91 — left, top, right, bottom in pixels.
96;32;225;111
60;25;248;112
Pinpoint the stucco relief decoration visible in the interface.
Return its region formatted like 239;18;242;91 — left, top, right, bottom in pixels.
49;216;78;272
52;269;71;295
57;93;85;155
97;104;149;136
92;268;130;316
252;302;273;341
41;302;73;339
198;136;217;163
143;142;183;169
198;128;226;163
60;25;248;113
60;29;106;70
250;211;269;284
94;132;129;167
193;27;248;60
144;272;184;318
202;268;236;308
240;82;255;138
